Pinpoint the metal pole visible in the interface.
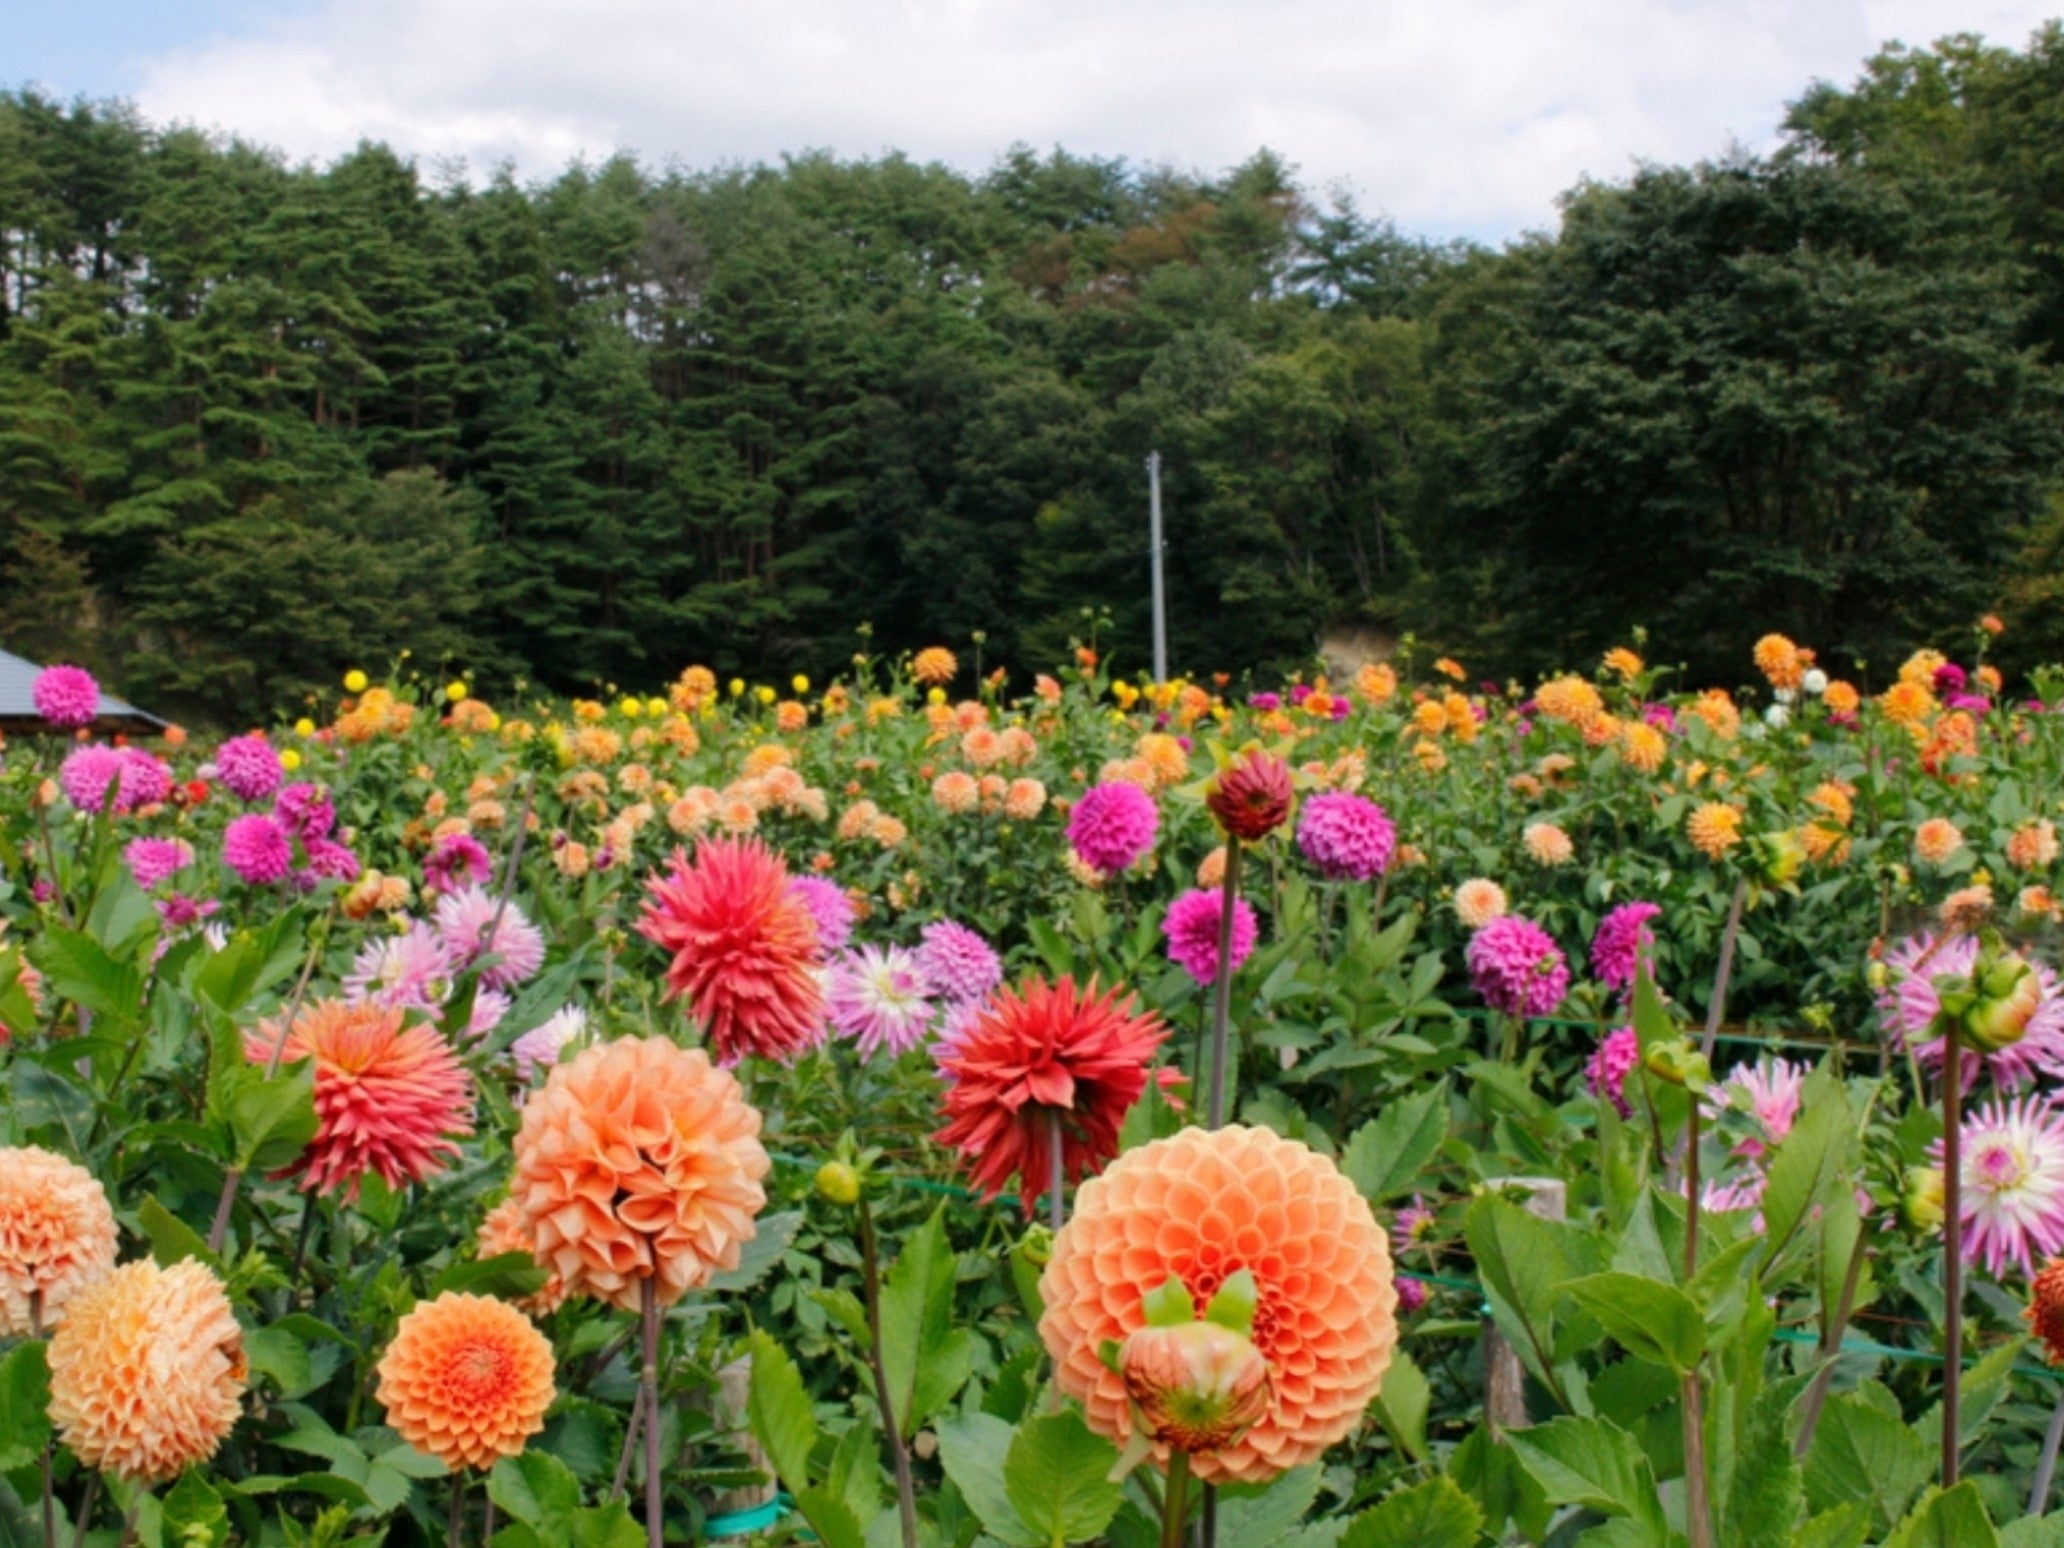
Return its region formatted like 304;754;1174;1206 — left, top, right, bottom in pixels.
1146;451;1168;684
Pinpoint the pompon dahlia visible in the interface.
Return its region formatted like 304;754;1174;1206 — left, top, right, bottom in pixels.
1206;750;1294;842
1454;878;1507;930
47;1259;246;1483
0;1145;118;1336
123;837;194;892
245;999;474;1197
214;733;284;804
434;884;547;990
1039;1125;1396;1484
1466;915;1569;1019
1162;887;1258;986
376;1291;555;1470
223;813;294;885
912;646;959;686
935;976;1166;1212
1590;901;1661;992
511;1035;770;1310
476;1198;568;1317
1878;933;2064;1090
1296;792;1396;882
1067;782;1159;877
1937;1096;2064;1279
1586;1028;1639;1118
788;876;856;953
916;920;1003;1005
2027;1257;2064;1366
59;746;123;813
33;664;100;729
637;838;824;1065
827;945;935;1058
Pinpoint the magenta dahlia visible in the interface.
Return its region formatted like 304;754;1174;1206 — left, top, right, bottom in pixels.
916;920;1003;1004
788;876;855;953
1590;901;1661;992
222;814;294;885
1067;782;1158;877
1466;915;1569;1019
1296;792;1396;882
214;734;283;804
1587;1027;1639;1116
32;665;99;729
1162;887;1258;986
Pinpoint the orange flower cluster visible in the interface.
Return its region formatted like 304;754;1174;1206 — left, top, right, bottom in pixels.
1753;633;1809;691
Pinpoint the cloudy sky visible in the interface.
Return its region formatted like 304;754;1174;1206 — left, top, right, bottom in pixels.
14;0;2058;243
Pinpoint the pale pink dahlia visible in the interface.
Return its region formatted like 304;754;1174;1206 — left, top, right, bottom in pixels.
33;665;100;729
511;1006;587;1081
1067;782;1158;877
1590;901;1661;992
1587;1027;1640;1116
1295;792;1396;882
214;734;283;804
1705;1057;1806;1160
222;814;294;885
434;885;546;990
1162;887;1259;986
344;923;454;1012
917;920;1003;1004
787;877;855;952
1466;915;1569;1019
1939;1096;2064;1279
827;945;934;1058
1878;933;2064;1089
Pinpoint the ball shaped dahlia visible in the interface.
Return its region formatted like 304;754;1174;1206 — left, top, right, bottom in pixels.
1586;1028;1640;1117
123;836;193;892
214;733;284;804
788;875;856;953
1590;901;1661;992
223;813;295;885
47;1259;246;1483
476;1198;568;1317
637;838;824;1065
376;1291;556;1471
1040;1125;1397;1484
59;746;124;813
935;976;1166;1212
1162;887;1258;986
1466;915;1569;1019
916;919;1003;1005
33;665;100;729
246;999;475;1198
115;749;172;810
1453;878;1507;930
1067;782;1159;877
0;1146;119;1336
511;1035;770;1311
1295;792;1396;882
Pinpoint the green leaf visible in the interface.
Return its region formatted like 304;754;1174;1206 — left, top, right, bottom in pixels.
1803;1386;1930;1531
137;1196;219;1270
1560;1274;1705;1373
489;1451;583;1529
745;1330;819;1499
224;1061;319;1171
1003;1410;1124;1548
2002;1514;2064;1548
161;1473;229;1548
245;1324;316;1398
0;1342;51;1471
1464;1194;1567;1390
1216;1467;1322;1548
429;1252;549;1301
29;925;142;1027
1506;1416;1665;1534
1340;1083;1449;1204
1371;1346;1430;1463
1882;1483;2000;1548
1722;1369;1805;1545
567;1502;647;1548
704;1210;802;1293
1794;1503;1871;1548
937;1412;1040;1548
1759;1072;1850;1264
878;1205;964;1435
791;1485;867;1548
1337;1477;1483;1548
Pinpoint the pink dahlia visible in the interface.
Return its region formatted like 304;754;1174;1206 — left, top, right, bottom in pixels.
916;920;1003;1004
1466;915;1569;1019
214;734;283;804
1878;933;2064;1090
1295;792;1396;882
1162;887;1259;986
827;945;934;1059
275;783;336;842
344;923;453;1012
1067;782;1158;877
467;989;512;1041
511;1006;587;1081
1590;901;1661;992
124;837;193;891
1587;1027;1639;1116
59;747;123;813
1938;1096;2064;1279
424;832;493;896
303;839;361;883
1396;1277;1428;1314
33;665;99;729
1704;1057;1806;1160
115;750;172;810
788;877;855;953
433;885;546;990
222;814;294;885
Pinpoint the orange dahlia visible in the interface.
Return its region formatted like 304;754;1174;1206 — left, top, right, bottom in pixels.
1040;1125;1397;1484
935;976;1166;1212
1619;721;1666;775
2008;820;2060;872
1752;633;1805;691
47;1259;246;1483
2033;1259;2064;1366
912;647;959;686
512;1035;770;1310
637;837;824;1064
0;1145;118;1336
1687;802;1744;859
1914;818;1965;868
477;1198;568;1317
246;999;474;1198
377;1291;555;1470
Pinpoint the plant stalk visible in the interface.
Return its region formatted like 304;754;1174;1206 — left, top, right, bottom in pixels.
1159;1452;1192;1548
1207;839;1244;1129
1047;1107;1066;1234
1696;879;1746;1064
1794;1232;1870;1460
2030;1388;2064;1518
449;1470;466;1548
859;1196;920;1548
641;1279;663;1548
31;1292;53;1548
1942;1021;1964;1489
1681;1103;1712;1548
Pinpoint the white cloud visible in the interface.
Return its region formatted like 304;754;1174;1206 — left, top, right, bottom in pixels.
126;0;2058;242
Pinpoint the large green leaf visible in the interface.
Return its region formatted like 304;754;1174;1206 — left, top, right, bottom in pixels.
1371;1347;1430;1463
1506;1416;1666;1535
1803;1386;1930;1531
1758;1072;1850;1265
1003;1411;1124;1548
1340;1082;1449;1204
1560;1273;1705;1373
1464;1194;1567;1389
1882;1483;2000;1548
1337;1476;1483;1548
878;1205;962;1436
936;1412;1039;1548
489;1451;583;1531
746;1330;819;1498
1216;1467;1322;1548
0;1342;51;1471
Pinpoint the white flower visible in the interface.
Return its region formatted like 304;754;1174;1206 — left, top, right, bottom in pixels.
1803;668;1829;696
1764;704;1790;729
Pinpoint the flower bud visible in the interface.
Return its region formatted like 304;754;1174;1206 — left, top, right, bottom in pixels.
1904;1165;1945;1232
814;1161;861;1206
1205;750;1294;842
1643;1040;1710;1091
1118;1320;1273;1454
1966;953;2040;1052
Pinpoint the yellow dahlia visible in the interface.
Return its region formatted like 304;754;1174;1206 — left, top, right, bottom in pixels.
377;1291;555;1470
1879;680;1933;727
1534;676;1603;729
1039;1126;1396;1484
47;1260;245;1483
1603;646;1643;679
512;1036;770;1311
0;1146;118;1336
1687;803;1744;859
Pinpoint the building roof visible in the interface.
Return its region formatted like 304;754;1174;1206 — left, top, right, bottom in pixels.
0;648;165;731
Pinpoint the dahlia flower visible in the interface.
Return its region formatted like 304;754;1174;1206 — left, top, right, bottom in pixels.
476;1197;568;1315
115;749;171;809
246;999;474;1197
0;1145;118;1336
1120;1318;1273;1455
275;782;337;842
1067;782;1159;877
1162;887;1258;986
47;1259;245;1483
916;920;1003;1005
1915;818;1966;868
344;922;454;1012
33;665;99;729
1590;901;1661;992
1040;1125;1396;1484
59;747;123;813
1877;933;2064;1089
223;813;295;885
1704;1058;1806;1160
637;838;824;1065
1587;1028;1640;1117
424;831;493;896
827;945;935;1058
215;733;283;803
123;837;193;891
2028;1257;2064;1366
435;884;547;990
1205;750;1294;842
912;647;958;686
1454;878;1507;930
303;838;362;882
376;1291;555;1470
511;1005;587;1081
788;876;855;952
935;975;1166;1211
1523;822;1574;866
1295;792;1396;882
511;1035;770;1310
1466;915;1569;1019
1940;1096;2064;1278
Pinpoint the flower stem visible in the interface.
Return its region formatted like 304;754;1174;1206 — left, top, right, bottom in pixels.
859;1196;920;1548
449;1470;467;1548
1047;1107;1066;1234
1207;839;1244;1129
1159;1452;1192;1548
31;1293;53;1548
1696;879;1746;1064
1681;1104;1712;1548
610;1385;644;1501
2030;1387;2064;1517
1942;1020;1963;1489
641;1279;663;1548
68;1477;98;1548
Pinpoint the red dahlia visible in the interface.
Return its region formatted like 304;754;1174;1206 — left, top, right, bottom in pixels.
1205;750;1294;842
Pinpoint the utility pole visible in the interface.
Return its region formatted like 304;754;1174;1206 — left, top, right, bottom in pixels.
1146;450;1168;684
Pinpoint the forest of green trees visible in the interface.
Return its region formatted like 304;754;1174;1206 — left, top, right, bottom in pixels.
6;26;2064;721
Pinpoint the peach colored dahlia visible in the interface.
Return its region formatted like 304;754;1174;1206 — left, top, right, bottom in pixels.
377;1290;556;1470
0;1145;118;1336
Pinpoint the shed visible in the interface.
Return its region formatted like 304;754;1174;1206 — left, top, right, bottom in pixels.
0;649;167;739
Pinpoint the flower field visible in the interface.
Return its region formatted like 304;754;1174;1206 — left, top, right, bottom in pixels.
8;629;2064;1546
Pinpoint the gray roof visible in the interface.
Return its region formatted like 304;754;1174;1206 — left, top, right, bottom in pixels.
0;648;164;727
